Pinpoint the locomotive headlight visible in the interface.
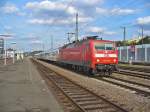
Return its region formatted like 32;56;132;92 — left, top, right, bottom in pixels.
113;59;116;62
97;59;100;62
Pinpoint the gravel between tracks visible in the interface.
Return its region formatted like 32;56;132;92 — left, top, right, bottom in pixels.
112;73;150;87
37;59;150;112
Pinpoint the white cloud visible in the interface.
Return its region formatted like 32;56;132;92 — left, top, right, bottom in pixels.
104;31;117;35
26;34;39;40
67;6;77;15
86;26;117;35
145;3;150;7
96;7;107;14
96;7;136;15
0;33;14;39
144;30;150;36
25;0;98;27
28;15;93;25
18;12;26;16
28;19;53;25
25;0;74;15
25;1;67;11
72;16;93;23
1;3;19;14
87;26;105;33
111;8;135;15
64;0;103;6
25;0;135;29
136;16;150;25
28;18;70;25
30;40;42;44
4;26;12;30
79;0;104;5
1;3;26;16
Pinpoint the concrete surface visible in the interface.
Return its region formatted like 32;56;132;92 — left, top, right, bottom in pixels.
0;58;64;112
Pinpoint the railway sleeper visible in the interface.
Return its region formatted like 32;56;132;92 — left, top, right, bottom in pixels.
62;88;86;91
83;104;111;111
59;86;78;89
74;97;97;102
70;95;93;99
64;90;87;94
67;93;88;96
78;101;103;106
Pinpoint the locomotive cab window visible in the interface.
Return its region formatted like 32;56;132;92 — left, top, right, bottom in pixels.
105;43;114;50
95;44;105;50
94;42;115;50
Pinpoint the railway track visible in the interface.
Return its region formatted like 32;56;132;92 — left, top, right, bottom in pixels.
33;60;128;112
118;66;150;73
37;59;150;97
97;76;150;97
42;58;150;80
115;69;150;80
109;76;150;89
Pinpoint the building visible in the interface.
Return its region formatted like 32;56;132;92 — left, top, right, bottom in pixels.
0;38;4;58
6;48;14;58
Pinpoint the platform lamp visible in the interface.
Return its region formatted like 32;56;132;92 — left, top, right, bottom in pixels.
11;42;16;64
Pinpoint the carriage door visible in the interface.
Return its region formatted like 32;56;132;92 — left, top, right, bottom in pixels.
82;44;86;66
82;43;89;66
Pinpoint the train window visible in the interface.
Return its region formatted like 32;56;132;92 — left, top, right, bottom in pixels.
95;43;115;50
105;43;114;50
95;44;105;50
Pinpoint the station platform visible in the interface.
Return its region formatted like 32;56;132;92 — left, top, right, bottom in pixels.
0;58;64;112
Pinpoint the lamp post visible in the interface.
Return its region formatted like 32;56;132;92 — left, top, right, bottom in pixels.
4;45;6;65
11;42;16;64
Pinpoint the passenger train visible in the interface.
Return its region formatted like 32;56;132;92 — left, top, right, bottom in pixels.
36;36;118;76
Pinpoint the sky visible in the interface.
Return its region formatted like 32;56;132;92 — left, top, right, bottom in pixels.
0;0;150;52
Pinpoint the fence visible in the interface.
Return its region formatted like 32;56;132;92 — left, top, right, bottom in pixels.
117;44;150;63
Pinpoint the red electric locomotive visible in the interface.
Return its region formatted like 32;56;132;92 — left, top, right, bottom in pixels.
58;36;118;75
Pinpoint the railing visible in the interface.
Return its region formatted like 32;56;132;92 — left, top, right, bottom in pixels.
117;44;150;63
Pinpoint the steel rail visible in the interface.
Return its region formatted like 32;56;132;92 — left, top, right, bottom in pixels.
109;76;150;89
97;78;150;97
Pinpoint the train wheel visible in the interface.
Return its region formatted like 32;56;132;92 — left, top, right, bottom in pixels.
89;68;98;76
76;66;78;71
109;70;112;75
72;65;75;70
83;67;86;73
105;71;112;77
99;71;105;76
78;66;82;72
83;67;91;76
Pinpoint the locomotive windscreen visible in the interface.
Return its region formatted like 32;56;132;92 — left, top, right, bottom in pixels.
95;43;115;50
